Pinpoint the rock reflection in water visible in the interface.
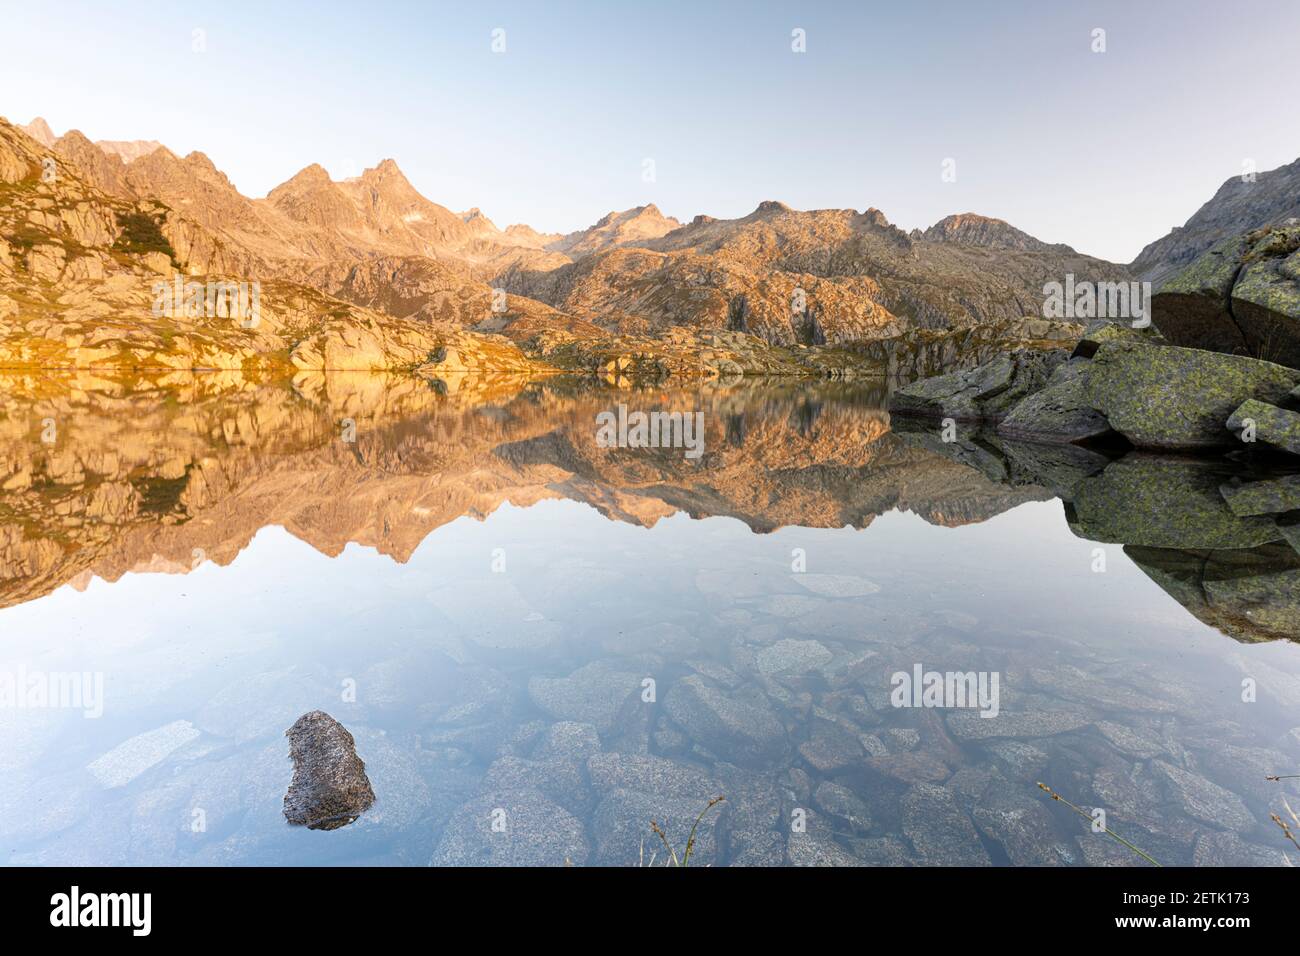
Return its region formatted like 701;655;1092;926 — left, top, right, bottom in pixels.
0;372;1297;867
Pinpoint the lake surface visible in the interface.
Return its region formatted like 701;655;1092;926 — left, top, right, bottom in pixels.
0;372;1297;866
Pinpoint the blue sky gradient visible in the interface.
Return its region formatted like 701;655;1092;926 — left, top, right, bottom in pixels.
2;0;1297;261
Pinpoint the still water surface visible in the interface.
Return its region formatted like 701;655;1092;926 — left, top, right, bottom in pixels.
0;375;1296;865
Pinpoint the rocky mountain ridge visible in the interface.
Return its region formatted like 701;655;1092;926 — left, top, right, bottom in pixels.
3;113;1131;375
1131;157;1300;287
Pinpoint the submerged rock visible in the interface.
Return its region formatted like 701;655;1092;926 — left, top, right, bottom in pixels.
1151;761;1255;834
526;661;642;736
431;788;589;866
813;781;873;834
591;788;723;866
86;720;200;789
900;783;991;866
1087;342;1299;450
662;675;789;768
283;711;375;831
1193;831;1291;867
755;638;833;677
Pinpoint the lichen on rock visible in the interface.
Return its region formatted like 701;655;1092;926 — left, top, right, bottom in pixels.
283;711;375;831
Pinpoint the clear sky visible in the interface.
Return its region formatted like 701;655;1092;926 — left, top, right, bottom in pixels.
2;0;1297;262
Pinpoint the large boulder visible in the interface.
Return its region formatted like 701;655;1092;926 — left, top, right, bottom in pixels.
888;348;1067;422
996;359;1113;444
1150;234;1253;355
1230;226;1300;368
1087;342;1300;449
1152;224;1300;367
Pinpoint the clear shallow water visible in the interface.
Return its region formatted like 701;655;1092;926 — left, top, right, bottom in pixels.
0;375;1297;866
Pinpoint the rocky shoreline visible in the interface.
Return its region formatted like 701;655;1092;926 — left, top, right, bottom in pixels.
891;224;1300;460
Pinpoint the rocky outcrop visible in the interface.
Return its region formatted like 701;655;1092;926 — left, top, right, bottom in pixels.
888;348;1068;423
893;225;1300;458
1087;342;1299;450
283;711;375;830
996;359;1112;443
1152;224;1300;367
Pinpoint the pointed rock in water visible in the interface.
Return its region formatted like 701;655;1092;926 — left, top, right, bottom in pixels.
1087;342;1300;449
283;711;375;831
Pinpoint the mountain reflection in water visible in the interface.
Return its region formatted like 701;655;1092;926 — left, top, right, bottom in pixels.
0;372;1297;867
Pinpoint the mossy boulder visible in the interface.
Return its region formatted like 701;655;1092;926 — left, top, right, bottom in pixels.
1151;234;1253;355
1067;454;1282;550
1227;398;1300;455
1231;227;1300;368
1218;473;1300;516
1087;342;1300;449
1152;224;1300;367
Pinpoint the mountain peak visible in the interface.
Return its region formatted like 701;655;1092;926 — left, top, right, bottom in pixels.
753;200;792;215
22;117;57;147
284;163;333;187
921;213;1068;253
363;158;406;180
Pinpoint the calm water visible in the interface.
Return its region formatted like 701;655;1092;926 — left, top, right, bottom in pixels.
0;373;1297;866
